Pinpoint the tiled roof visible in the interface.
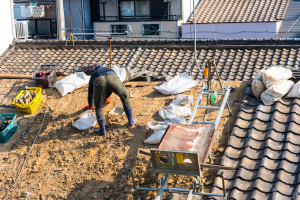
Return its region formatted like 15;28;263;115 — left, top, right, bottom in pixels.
1;43;300;81
189;0;289;24
210;82;300;200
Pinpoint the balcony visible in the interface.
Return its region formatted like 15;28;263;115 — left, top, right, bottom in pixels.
93;15;182;22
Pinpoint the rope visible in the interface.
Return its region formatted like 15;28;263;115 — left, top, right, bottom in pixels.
4;78;61;200
281;16;300;39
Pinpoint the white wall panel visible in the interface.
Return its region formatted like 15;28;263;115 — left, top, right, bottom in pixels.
182;22;278;39
0;0;13;55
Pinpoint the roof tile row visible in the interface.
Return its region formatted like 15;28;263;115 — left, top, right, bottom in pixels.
210;82;300;199
1;47;300;81
190;0;289;24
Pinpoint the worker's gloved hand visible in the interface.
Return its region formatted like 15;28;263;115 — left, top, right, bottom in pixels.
84;106;94;110
104;97;110;104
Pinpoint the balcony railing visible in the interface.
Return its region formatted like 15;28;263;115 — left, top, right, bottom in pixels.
93;15;182;22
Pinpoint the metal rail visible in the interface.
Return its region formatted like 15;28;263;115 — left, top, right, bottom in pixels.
132;172;227;199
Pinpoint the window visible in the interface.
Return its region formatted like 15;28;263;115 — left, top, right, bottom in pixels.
120;0;150;18
111;25;128;33
143;24;159;35
135;1;150;16
120;1;134;17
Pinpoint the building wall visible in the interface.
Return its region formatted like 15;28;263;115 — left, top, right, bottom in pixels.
276;21;283;37
170;0;181;17
182;0;195;23
182;22;278;39
98;0;118;20
63;0;85;40
0;0;13;54
94;21;178;39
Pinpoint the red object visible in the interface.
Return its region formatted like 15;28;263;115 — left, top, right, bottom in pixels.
84;106;94;110
36;71;51;78
104;97;110;104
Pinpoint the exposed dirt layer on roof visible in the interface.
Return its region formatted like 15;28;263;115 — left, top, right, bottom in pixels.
0;79;247;200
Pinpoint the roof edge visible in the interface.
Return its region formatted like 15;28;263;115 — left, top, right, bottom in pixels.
14;38;300;49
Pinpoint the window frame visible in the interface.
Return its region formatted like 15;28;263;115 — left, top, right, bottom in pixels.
110;24;128;34
119;0;151;20
142;24;160;35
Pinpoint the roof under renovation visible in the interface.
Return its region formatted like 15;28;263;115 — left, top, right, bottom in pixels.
210;82;300;200
1;40;300;81
189;0;289;24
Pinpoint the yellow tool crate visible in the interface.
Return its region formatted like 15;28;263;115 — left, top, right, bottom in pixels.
13;87;42;114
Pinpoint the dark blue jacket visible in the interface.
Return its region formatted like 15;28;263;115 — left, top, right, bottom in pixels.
88;65;114;107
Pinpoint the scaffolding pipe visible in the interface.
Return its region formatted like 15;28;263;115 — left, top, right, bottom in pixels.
109;37;112;68
193;0;196;60
58;0;66;40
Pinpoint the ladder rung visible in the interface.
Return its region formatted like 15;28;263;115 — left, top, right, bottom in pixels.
193;120;215;124
198;106;221;109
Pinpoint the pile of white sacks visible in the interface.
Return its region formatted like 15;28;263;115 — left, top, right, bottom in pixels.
252;66;299;106
144;95;193;144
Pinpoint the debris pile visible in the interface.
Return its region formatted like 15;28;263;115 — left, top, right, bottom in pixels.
0;122;9;132
145;95;193;144
15;90;37;104
252;66;298;105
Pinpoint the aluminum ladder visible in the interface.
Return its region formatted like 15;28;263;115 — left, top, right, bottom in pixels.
187;84;231;128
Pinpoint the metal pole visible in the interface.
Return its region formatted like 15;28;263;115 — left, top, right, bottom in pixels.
211;60;232;116
109;37;112;68
193;0;196;60
215;85;231;128
58;0;66;40
187;187;194;200
221;171;227;200
81;0;86;40
68;0;75;46
155;174;170;200
211;60;223;90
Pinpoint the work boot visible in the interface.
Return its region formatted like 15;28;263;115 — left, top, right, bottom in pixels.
95;119;106;136
124;109;136;127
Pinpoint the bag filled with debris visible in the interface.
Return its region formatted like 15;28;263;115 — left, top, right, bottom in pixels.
251;68;266;99
262;66;293;88
112;64;127;82
72;110;97;130
155;73;198;95
261;80;294;106
286;80;300;98
159;95;193;119
54;72;90;96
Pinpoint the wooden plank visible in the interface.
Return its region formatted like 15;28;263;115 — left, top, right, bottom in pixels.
0;74;32;79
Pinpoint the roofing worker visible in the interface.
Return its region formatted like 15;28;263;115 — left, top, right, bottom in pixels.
84;64;136;135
